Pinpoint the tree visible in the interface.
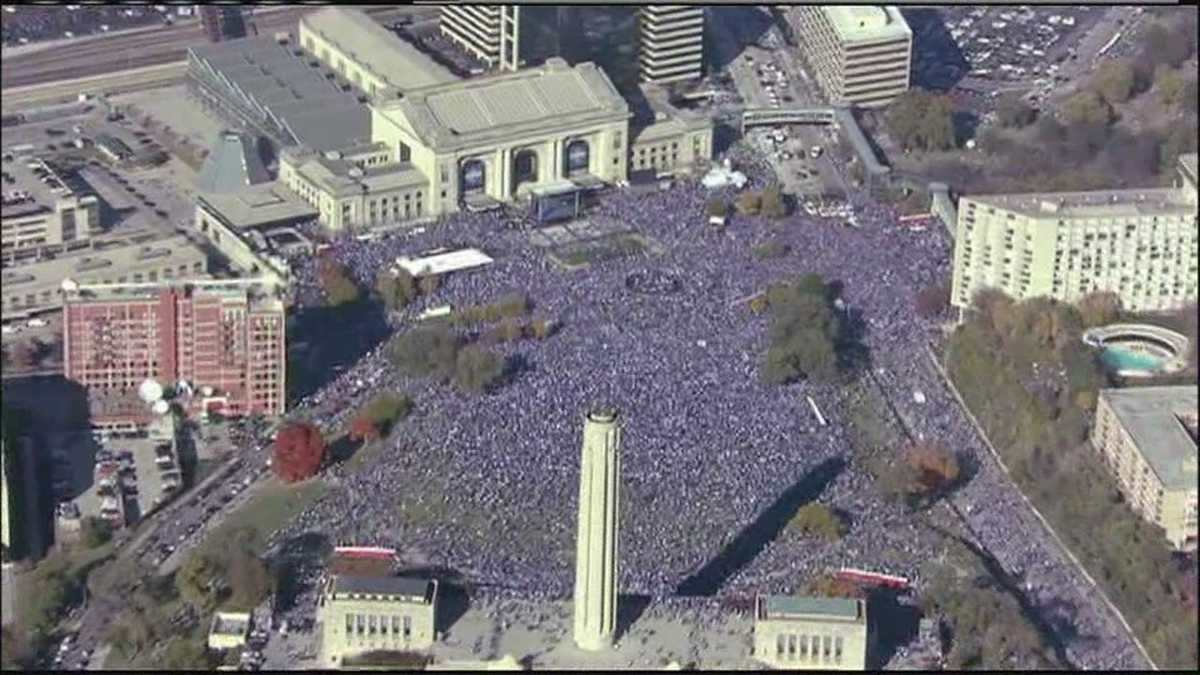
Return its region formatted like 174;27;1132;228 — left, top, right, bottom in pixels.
1060;90;1113;127
7;342;34;369
1;625;34;670
995;92;1037;128
376;269;417;311
1075;291;1121;328
760;185;787;219
454;346;505;394
1154;66;1190;108
1090;59;1136;104
348;415;380;443
176;552;224;612
272;421;327;483
529;318;551;340
887;89;957;151
388;325;460;381
495;319;524;342
903;441;961;498
225;548;272;610
734;190;762;215
162;637;214;670
915;284;951;318
788;503;846;540
80;516;112;549
318;258;360;306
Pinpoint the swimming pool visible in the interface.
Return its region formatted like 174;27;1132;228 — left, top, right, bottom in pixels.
1083;324;1189;378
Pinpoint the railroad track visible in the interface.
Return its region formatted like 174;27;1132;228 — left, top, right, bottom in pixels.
1;6;411;90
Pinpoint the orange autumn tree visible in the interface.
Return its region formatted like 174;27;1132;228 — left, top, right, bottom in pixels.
272;422;327;483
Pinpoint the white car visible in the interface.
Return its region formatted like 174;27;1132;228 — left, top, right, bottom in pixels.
0;325;17;335
26;318;47;327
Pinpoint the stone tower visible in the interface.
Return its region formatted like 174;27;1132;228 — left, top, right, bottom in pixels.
573;407;621;651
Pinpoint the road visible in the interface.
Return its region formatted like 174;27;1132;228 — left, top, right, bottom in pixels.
1;6;433;91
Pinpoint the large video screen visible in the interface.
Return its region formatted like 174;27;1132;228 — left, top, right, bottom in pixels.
532;191;580;224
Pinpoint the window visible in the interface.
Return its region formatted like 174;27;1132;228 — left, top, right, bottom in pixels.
799;635;809;658
776;634;786;656
398;142;411;163
834;636;843;661
402;615;412;639
823;636;832;659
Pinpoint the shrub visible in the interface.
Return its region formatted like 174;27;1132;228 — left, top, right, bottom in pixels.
753;241;790;260
497;292;529;318
915;284;951;318
749;294;769;315
80;516;112;549
734;190;762;215
529;318;551;340
705;198;729;218
376;270;416;311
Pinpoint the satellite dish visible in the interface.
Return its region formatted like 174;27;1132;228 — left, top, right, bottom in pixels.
152;400;170;415
61;278;80;292
138;379;164;403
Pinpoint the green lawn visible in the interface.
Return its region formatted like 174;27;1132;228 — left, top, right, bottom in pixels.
200;478;329;556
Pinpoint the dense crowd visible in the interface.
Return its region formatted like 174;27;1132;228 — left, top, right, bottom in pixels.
265;148;1144;669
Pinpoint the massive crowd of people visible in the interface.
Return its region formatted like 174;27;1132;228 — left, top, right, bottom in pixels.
264;148;1144;669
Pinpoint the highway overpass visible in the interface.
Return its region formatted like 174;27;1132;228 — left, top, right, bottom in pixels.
742;105;891;180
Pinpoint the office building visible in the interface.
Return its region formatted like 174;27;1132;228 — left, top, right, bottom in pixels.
573;408;622;651
1092;386;1198;551
318;575;438;667
951;153;1199;313
1;232;209;318
637;6;706;85
788;6;912;108
753;595;870;670
439;4;521;71
2;157;99;260
62;282;286;426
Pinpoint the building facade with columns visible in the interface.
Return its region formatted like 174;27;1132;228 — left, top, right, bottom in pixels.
277;57;712;232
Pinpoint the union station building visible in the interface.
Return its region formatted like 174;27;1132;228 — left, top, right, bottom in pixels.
190;8;713;233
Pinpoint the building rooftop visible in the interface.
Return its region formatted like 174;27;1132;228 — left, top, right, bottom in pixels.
66;279;285;313
197;183;317;230
759;595;864;622
2;232;207;292
288;149;428;198
824;5;912;44
210;612;252;636
300;7;459;94
1100;386;1199;490
379;58;629;151
966;186;1195;219
188;35;371;153
331;575;435;604
394;248;493;278
196;131;271;194
2;156;95;221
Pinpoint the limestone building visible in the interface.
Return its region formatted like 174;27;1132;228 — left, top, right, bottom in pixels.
950;153;1200;313
1091;386;1198;551
788;6;912;108
573;408;621;651
637;6;706;85
318;575;438;667
753;595;870;670
208;612;252;651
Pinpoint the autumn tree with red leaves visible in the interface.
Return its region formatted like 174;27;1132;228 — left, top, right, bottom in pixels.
272;422;327;483
903;441;961;498
348;416;380;443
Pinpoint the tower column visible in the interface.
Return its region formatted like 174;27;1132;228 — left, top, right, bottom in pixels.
573;407;621;651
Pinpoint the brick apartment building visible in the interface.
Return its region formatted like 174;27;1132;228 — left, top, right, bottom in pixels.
63;284;286;427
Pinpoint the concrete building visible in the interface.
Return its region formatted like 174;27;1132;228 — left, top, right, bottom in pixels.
753;595;870;670
1;232;209;318
1092;386;1198;551
194;182;316;288
2;156;99;260
573;408;621;651
951;153;1200;313
318;575;438;667
788;6;912;108
208;611;252;651
300;7;460;95
637;6;706;85
62;282;286;426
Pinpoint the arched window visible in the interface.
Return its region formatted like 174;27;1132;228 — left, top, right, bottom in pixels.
511;149;538;193
460;159;486;194
564;140;589;177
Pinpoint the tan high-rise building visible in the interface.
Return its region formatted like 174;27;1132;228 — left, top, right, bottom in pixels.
951;153;1200;313
638;6;706;85
573;408;621;651
788;6;912;108
753;595;870;670
1091;386;1198;552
